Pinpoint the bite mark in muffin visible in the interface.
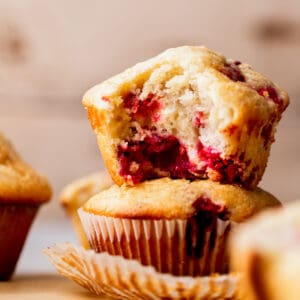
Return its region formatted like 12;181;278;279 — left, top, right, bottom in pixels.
83;46;289;187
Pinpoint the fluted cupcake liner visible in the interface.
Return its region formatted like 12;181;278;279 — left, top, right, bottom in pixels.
78;208;232;276
0;203;39;280
44;243;240;299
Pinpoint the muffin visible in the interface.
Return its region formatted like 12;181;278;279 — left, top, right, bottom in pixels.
230;200;300;300
0;133;52;280
60;171;113;248
79;178;280;276
82;46;289;188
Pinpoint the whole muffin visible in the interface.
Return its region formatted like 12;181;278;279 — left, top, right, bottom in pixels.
82;46;289;188
230;200;300;300
0;133;52;280
79;178;280;276
60;171;113;248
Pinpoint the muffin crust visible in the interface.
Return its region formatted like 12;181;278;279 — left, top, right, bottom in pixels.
83;178;280;222
0;133;51;204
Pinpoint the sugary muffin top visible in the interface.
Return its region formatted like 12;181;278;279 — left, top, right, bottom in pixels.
83;178;280;222
60;171;113;209
0;133;52;204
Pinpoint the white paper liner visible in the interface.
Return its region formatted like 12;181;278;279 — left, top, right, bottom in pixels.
44;243;240;299
78;208;232;276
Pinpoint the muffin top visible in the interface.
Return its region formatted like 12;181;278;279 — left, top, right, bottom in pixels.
0;133;52;204
83;46;289;113
60;171;113;209
83;178;280;222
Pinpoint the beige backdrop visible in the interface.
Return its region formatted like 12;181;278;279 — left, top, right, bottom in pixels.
0;0;299;274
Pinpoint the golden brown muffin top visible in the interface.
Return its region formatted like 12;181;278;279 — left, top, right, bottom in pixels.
83;178;280;222
83;46;289;112
60;171;113;209
0;133;52;204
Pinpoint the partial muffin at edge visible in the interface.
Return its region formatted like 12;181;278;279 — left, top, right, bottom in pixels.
230;200;300;300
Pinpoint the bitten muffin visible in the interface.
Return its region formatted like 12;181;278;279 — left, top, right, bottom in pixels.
82;46;289;188
0;133;52;280
60;171;113;248
230;200;300;300
79;178;280;276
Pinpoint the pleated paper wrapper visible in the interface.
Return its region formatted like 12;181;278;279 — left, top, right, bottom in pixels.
44;243;241;299
78;208;232;276
0;203;39;280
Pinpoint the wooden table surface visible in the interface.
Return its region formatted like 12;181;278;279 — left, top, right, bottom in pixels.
0;275;110;300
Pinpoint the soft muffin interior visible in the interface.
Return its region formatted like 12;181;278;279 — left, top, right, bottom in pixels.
101;57;285;185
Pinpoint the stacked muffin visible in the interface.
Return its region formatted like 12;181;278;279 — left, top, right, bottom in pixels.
78;46;288;277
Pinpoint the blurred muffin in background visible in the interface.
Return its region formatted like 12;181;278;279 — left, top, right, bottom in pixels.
230;200;300;300
60;171;113;248
0;132;52;280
